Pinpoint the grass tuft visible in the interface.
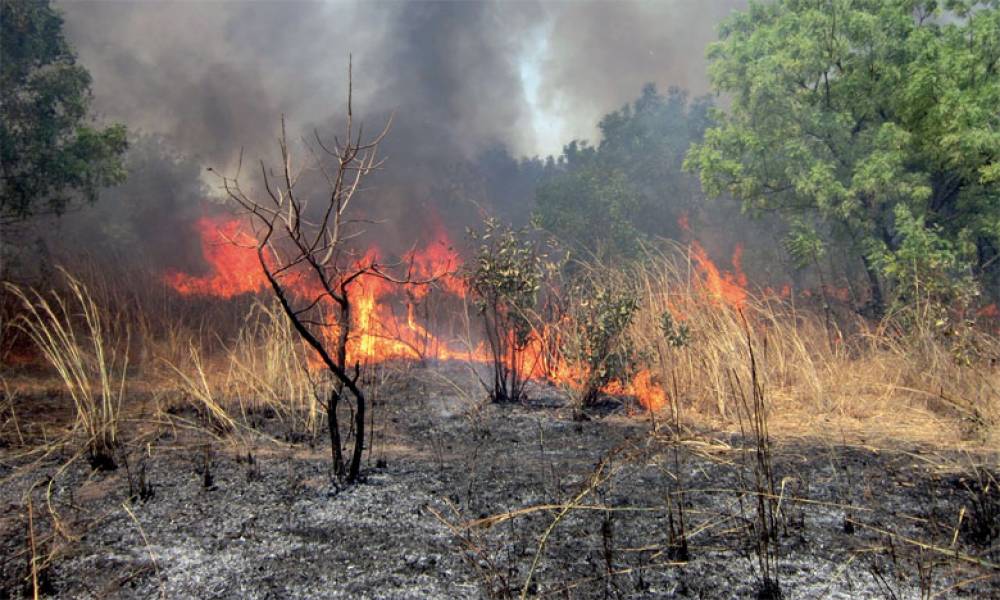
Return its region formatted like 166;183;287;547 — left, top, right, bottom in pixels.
4;270;128;469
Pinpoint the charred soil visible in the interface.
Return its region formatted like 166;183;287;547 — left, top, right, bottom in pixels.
1;364;998;599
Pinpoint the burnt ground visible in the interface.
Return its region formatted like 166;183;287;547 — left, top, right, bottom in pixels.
1;363;998;599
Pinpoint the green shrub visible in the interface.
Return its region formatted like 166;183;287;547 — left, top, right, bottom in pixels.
469;218;544;402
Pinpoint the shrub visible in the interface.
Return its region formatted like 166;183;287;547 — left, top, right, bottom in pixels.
469;218;544;403
564;280;640;406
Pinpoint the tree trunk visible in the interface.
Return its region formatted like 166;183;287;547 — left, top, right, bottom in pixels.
348;385;365;482
861;253;885;317
327;388;344;478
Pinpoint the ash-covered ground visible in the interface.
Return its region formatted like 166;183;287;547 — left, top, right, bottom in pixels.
1;363;998;599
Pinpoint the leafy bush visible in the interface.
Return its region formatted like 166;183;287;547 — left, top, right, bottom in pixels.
563;279;641;406
659;310;690;349
469;218;544;403
872;205;980;332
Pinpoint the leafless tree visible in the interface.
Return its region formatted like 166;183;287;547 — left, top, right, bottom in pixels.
214;61;403;483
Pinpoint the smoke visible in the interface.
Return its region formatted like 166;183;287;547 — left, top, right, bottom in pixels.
534;1;746;144
51;0;746;273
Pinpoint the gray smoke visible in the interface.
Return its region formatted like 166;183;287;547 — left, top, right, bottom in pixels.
53;0;746;270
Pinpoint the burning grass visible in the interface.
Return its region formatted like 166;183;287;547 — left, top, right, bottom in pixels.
4;235;997;455
84;212;984;448
622;246;1000;445
1;237;998;597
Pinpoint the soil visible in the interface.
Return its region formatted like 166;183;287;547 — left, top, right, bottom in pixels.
1;362;998;599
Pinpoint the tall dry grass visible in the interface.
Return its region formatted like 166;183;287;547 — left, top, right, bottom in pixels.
160;298;321;439
6;252;994;452
2;259;321;444
618;247;1000;444
4;270;129;467
223;299;321;436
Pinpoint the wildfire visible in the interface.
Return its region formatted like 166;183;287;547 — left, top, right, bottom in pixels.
164;217;268;298
165;215;671;412
677;212;750;310
603;369;668;412
689;240;748;310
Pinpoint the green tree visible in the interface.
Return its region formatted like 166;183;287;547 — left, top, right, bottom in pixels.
534;155;645;258
686;0;1000;314
534;85;712;258
1;0;127;227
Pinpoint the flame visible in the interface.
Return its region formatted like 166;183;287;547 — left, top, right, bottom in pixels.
404;226;466;299
677;213;749;310
603;369;668;411
677;212;691;234
689;240;748;310
164;217;268;298
165;215;671;412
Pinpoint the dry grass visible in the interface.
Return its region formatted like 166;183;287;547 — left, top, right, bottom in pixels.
2;260;997;597
221;299;321;436
4;270;129;467
4;247;997;458
531;244;999;447
158;298;321;440
161;343;239;437
619;247;1000;447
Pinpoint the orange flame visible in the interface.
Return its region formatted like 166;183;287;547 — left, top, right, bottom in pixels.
677;213;749;310
165;215;671;412
164;217;268;298
603;369;668;411
689;240;748;310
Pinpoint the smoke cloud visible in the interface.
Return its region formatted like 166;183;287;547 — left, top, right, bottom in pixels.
51;0;746;272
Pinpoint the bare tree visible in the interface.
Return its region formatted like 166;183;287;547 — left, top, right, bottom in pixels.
214;61;401;483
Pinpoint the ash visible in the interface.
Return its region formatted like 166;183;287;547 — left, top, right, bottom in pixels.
1;364;997;598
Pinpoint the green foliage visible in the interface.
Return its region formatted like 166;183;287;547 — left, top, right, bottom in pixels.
1;0;128;225
686;0;1000;311
566;282;640;406
783;219;826;269
533;162;643;258
534;85;712;258
871;204;980;326
470;218;543;347
469;218;545;402
659;310;690;349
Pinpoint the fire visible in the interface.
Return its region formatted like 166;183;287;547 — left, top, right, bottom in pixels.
689;240;748;310
164;217;268;298
677;212;750;310
404;226;466;299
165;215;671;412
603;369;668;412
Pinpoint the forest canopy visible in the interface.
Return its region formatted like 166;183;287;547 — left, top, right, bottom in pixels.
685;0;1000;314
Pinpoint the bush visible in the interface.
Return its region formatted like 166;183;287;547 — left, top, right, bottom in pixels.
563;279;640;406
469;218;544;403
871;205;982;360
